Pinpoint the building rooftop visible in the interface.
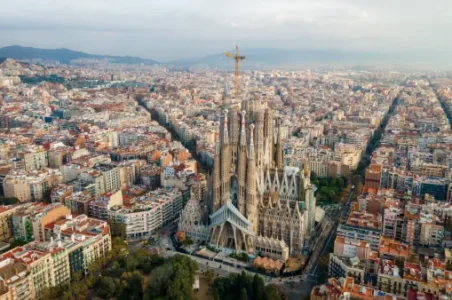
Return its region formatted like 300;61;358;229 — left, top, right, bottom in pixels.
379;238;410;259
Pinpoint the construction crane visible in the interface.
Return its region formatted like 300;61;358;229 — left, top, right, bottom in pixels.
225;46;245;101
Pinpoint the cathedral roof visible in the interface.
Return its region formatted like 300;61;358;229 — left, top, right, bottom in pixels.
255;235;288;250
210;201;254;236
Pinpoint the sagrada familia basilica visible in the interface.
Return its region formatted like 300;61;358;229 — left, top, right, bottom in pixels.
179;97;318;259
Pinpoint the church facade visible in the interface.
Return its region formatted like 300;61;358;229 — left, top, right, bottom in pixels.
180;99;317;258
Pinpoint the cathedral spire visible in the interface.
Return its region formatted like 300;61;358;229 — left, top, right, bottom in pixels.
211;122;221;213
220;110;231;206
229;107;240;172
246;123;257;232
222;109;229;145
248;124;255;158
237;111;247;215
215;126;221;154
264;137;270;167
239;110;246;146
276;118;283;169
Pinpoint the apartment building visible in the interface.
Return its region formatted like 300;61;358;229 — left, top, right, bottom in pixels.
47;148;69;169
51;214;111;275
94;164;120;194
365;164;382;190
88;190;123;220
30;240;71;287
0;259;35;300
3;169;63;202
64;191;93;215
0;214;111;300
336;211;382;251
49;184;73;204
140;165;162;189
333;236;371;261
419;222;444;248
0;205;21;241
30;204;71;242
329;254;366;284
60;164;82;183
79;170;105;197
17;147;48;172
334;143;362;170
311;277;400;300
109;188;183;241
0;247;54;300
12;203;70;242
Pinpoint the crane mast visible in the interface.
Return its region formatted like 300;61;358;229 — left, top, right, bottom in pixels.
225;46;245;101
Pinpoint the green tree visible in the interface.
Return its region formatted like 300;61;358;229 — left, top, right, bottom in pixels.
332;194;340;203
108;219;127;239
337;177;345;190
182;237;194;246
328;177;337;186
147;255;197;300
122;255;139;271
264;284;287;300
9;238;27;249
0;197;19;205
119;272;143;300
310;172;318;181
212;272;286;300
97;277;117;299
39;285;67;299
239;288;248;300
253;274;265;300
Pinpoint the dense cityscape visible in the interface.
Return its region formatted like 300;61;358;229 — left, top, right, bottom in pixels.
1;52;452;300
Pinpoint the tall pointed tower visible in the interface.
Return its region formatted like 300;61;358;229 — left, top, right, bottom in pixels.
254;110;265;171
237;110;247;215
220;110;231;206
229;107;240;172
264;107;274;168
212;126;221;213
246;124;258;233
275;118;284;170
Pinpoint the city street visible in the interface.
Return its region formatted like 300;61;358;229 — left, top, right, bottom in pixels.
303;187;355;277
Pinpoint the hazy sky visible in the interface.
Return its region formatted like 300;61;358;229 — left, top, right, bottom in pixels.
0;0;451;60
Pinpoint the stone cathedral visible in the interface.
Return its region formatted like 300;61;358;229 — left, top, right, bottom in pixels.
180;99;317;258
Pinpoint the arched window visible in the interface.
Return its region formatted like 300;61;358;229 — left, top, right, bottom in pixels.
258;221;264;236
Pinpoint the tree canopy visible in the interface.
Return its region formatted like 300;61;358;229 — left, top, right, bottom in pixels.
212;272;287;300
146;254;198;300
311;174;348;204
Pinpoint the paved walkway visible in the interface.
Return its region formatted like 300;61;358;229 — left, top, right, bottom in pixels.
163;250;273;284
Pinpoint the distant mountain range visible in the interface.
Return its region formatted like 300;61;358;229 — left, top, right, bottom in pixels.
169;48;392;69
0;45;442;70
0;45;159;65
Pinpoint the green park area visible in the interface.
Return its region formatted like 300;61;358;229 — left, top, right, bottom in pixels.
310;173;348;205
